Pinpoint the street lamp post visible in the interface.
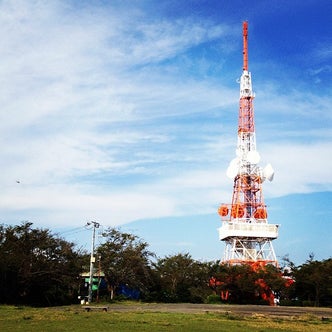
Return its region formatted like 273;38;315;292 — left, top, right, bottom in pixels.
87;221;100;303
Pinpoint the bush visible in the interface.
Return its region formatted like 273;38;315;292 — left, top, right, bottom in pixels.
279;299;302;306
206;294;221;304
302;300;315;307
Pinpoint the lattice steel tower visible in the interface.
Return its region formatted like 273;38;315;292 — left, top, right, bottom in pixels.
218;22;279;266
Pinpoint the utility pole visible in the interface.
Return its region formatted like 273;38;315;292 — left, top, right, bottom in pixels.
96;254;101;302
87;221;100;303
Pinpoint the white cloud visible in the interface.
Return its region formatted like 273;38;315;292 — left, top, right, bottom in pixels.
2;183;175;227
261;142;332;197
0;1;330;231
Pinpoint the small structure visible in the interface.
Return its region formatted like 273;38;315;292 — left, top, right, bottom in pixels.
82;305;109;312
78;271;107;304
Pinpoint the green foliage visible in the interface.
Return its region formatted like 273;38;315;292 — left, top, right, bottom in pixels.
206;294;222;304
152;253;213;303
97;227;154;299
1;223;332;307
0;222;85;306
293;257;332;306
211;263;290;305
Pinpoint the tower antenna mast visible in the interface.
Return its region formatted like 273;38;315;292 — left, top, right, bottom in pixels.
243;21;248;71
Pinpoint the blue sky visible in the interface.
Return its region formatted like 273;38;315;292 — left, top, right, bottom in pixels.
0;0;331;265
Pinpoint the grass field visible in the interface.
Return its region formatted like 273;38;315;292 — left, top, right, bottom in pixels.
0;305;331;332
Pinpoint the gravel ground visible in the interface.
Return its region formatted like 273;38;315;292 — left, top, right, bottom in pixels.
106;303;332;319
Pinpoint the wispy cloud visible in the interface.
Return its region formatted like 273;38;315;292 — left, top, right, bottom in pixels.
0;1;330;230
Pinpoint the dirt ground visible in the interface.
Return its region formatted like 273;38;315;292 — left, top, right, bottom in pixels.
107;303;332;319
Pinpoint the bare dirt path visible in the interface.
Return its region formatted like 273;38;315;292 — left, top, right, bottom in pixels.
107;303;332;319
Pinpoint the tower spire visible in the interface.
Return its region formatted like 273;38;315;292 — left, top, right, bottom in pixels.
242;21;248;71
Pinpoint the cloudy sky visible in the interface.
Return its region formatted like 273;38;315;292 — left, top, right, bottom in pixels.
0;0;331;265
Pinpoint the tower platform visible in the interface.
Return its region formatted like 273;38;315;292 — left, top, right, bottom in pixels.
218;221;279;241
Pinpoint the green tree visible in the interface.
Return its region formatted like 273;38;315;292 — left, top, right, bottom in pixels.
0;222;84;306
153;253;213;303
294;258;332;306
97;228;154;300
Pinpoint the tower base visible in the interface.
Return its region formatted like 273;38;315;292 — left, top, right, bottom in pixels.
222;237;278;267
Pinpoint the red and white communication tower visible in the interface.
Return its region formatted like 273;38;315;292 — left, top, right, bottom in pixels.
218;22;279;266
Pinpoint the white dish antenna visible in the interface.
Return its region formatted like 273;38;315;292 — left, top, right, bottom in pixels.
263;163;274;181
247;150;261;164
226;158;239;179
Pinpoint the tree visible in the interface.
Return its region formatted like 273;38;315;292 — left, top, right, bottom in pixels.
0;222;85;306
97;227;154;300
153;253;213;303
211;263;289;305
294;258;332;306
211;264;257;304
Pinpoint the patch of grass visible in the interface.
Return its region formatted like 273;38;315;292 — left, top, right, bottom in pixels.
0;305;331;332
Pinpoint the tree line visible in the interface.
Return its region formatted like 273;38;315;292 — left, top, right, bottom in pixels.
0;222;331;307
